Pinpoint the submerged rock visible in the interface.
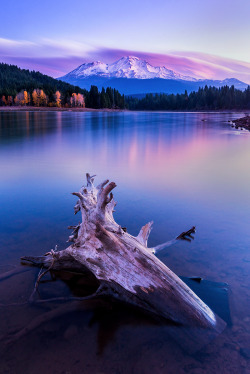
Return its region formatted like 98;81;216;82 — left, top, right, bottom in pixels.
232;116;250;131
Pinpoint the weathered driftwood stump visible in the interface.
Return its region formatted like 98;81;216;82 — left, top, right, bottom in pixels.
21;174;225;340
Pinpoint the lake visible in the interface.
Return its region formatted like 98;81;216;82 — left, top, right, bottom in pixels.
0;111;250;374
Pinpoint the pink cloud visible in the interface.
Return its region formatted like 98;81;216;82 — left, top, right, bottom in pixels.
95;48;250;83
0;38;250;83
0;56;89;77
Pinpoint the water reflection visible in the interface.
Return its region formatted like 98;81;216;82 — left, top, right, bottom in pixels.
0;111;250;374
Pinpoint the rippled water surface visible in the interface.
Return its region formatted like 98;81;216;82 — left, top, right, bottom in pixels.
0;111;250;374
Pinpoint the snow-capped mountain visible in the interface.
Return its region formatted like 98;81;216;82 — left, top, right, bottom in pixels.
60;56;197;81
58;56;248;95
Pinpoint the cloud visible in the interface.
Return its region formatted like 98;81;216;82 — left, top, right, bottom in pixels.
0;37;95;76
0;56;87;77
95;48;250;83
0;37;35;48
0;37;250;83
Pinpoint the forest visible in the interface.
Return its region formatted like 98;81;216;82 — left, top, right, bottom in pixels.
0;63;125;109
126;85;250;110
1;63;250;111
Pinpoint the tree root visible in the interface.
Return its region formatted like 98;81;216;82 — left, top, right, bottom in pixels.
0;294;101;308
176;226;196;240
0;286;106;346
29;246;58;302
0;266;31;282
2;303;78;346
152;226;196;254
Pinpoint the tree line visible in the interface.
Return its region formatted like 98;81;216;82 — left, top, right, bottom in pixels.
0;63;125;109
126;85;250;110
0;89;85;108
2;62;249;111
0;86;125;109
85;86;125;109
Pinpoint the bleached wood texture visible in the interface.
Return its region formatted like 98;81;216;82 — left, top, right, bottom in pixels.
21;173;225;333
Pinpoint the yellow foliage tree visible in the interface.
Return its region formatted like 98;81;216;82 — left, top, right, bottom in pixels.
23;90;29;105
14;90;28;106
54;91;61;107
40;90;48;106
32;89;48;106
70;93;85;107
32;90;38;106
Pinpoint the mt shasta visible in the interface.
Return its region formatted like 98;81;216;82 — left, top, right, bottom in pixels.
59;56;248;95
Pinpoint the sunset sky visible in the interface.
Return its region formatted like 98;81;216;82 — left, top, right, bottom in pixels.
1;0;250;82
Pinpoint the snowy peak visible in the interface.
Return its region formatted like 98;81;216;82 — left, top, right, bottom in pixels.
58;58;249;95
68;61;108;77
62;56;197;81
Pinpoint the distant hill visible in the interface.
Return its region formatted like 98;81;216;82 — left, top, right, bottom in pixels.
60;76;248;96
126;85;250;111
0;63;125;109
58;56;249;95
0;62;85;99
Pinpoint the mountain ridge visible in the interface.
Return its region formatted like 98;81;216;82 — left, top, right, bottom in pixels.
59;56;197;81
58;56;249;95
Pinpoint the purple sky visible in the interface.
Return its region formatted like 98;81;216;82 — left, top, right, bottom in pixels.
1;0;250;82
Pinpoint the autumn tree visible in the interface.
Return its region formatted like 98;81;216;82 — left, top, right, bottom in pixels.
69;93;85;107
31;89;48;107
23;90;30;105
14;90;30;106
14;92;22;105
32;89;38;106
39;89;48;106
54;91;61;107
77;93;85;107
70;93;77;107
1;95;7;106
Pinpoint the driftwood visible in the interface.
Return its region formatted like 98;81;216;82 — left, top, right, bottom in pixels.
19;173;226;339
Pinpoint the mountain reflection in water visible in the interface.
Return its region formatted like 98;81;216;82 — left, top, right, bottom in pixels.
0;111;249;374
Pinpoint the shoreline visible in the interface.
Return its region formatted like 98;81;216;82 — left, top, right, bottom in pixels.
0;106;249;114
0;106;124;112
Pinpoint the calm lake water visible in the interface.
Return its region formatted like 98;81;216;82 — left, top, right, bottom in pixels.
0;111;250;374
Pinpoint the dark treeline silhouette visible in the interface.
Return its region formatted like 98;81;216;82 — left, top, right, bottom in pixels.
126;85;250;110
0;63;85;105
0;63;125;109
85;86;125;109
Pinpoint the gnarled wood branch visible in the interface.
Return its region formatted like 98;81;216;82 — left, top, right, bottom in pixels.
20;173;226;342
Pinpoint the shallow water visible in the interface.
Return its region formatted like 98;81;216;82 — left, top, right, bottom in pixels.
0;111;250;374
